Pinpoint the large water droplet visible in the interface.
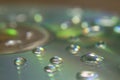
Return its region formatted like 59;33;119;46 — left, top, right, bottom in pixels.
32;47;45;57
96;41;106;49
67;44;80;55
14;57;26;66
80;53;104;64
50;56;63;65
76;71;98;80
44;64;57;73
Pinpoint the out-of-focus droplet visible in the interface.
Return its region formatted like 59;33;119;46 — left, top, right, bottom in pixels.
95;16;119;27
44;64;57;73
71;15;81;24
82;23;103;37
76;71;98;80
34;13;43;23
50;56;63;65
96;41;106;49
67;44;80;55
14;57;26;67
114;26;120;34
80;53;104;64
32;47;45;57
16;14;27;22
60;22;70;30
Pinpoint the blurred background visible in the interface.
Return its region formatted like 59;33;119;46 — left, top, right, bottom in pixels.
0;0;119;14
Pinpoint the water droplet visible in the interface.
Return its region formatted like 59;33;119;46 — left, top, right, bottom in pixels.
76;71;98;80
44;64;57;73
80;53;104;64
67;44;80;55
114;26;120;34
14;57;26;66
50;56;63;65
32;47;45;57
96;41;106;49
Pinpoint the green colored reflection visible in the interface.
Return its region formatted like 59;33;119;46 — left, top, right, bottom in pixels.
5;28;18;36
47;24;82;39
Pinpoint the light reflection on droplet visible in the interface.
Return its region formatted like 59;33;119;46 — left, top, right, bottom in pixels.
114;26;120;33
67;44;80;55
32;46;45;57
50;56;63;69
96;41;106;49
14;57;26;69
14;57;26;80
76;71;98;80
44;64;57;73
80;53;104;64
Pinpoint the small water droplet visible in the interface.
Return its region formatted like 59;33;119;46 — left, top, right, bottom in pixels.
67;44;80;55
14;57;26;66
96;41;106;49
76;71;98;80
50;56;63;65
44;64;57;73
32;47;45;57
80;53;104;64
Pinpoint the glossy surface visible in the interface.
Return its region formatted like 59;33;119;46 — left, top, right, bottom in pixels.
0;6;119;80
